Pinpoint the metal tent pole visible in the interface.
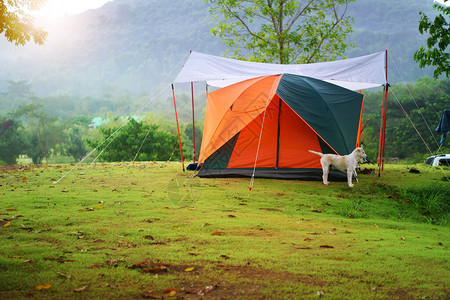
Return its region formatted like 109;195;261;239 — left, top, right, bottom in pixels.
191;81;196;163
378;49;389;177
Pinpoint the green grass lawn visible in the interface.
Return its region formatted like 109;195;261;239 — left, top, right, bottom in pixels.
0;162;448;299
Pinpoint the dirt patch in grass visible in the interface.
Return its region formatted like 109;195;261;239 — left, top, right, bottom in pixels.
135;261;328;299
131;261;327;299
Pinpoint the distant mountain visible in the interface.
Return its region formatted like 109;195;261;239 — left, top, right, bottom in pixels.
0;0;439;97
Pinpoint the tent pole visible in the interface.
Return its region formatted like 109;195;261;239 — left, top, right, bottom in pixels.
275;99;282;169
356;95;365;148
378;49;389;177
191;81;196;163
171;84;185;172
381;85;389;170
378;86;386;176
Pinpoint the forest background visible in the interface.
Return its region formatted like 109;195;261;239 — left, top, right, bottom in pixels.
0;0;449;165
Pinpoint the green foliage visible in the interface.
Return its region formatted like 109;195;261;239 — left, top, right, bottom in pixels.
0;0;47;45
361;77;450;160
62;125;88;162
0;118;25;164
184;122;202;161
87;118;181;162
205;0;355;63
400;185;450;225
414;0;450;78
14;103;63;164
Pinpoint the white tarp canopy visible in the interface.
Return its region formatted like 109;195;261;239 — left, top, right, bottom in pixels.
173;50;387;90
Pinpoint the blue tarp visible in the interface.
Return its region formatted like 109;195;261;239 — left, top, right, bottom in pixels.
436;109;450;145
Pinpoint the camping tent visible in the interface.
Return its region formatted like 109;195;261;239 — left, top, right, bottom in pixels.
172;50;388;177
196;73;364;180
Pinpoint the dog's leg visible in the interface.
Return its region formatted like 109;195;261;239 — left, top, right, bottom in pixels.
322;160;329;185
347;168;354;187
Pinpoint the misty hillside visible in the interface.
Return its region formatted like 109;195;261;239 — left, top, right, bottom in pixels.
0;0;438;97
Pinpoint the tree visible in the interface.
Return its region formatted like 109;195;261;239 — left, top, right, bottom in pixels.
0;0;47;45
63;125;88;162
414;0;449;79
0;118;25;164
14;103;62;164
87;118;181;162
204;0;355;64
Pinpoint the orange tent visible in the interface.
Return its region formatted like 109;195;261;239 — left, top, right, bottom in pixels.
197;74;364;180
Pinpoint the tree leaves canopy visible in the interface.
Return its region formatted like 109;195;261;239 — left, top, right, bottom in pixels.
414;0;449;79
205;0;355;64
0;0;47;45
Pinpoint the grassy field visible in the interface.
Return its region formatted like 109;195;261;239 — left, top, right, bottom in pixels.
0;162;449;299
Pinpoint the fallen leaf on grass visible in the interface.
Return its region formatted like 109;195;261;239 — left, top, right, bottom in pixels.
220;254;230;260
401;237;406;241
228;214;236;218
202;222;212;226
106;258;125;267
166;290;176;297
211;231;226;236
57;271;71;279
143;235;154;240
129;261;148;268
320;245;334;248
44;257;74;263
296;246;312;250
311;209;323;213
3;222;11;227
259;207;284;212
184;267;194;272
317;290;325;296
6;209;17;211
90;264;106;269
94;206;104;209
74;285;88;292
142;291;164;299
36;284;52;290
345;230;352;234
308;232;322;235
328;231;335;235
97;229;107;232
40;228;52;232
20;225;33;231
148;241;167;245
304;237;313;241
142;267;168;274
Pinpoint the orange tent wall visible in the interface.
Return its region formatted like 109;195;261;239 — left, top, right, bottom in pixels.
228;97;323;169
199;75;282;163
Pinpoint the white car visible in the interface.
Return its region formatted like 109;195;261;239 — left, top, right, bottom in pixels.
424;154;450;166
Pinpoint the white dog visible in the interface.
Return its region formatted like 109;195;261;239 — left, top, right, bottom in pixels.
308;147;367;187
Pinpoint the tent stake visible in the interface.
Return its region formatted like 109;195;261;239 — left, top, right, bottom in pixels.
172;84;185;172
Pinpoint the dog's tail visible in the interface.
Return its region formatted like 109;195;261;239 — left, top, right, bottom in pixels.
308;150;323;157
